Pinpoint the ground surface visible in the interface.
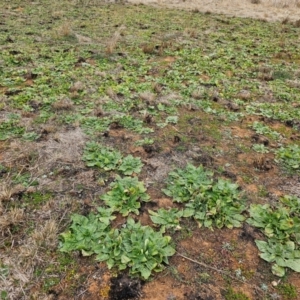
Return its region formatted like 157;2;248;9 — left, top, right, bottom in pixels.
127;0;300;22
1;0;300;300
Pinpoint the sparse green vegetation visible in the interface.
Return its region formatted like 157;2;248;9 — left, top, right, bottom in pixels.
22;191;53;207
83;142;143;175
0;119;25;140
277;283;298;300
135;138;154;146
275;144;300;173
251;121;281;141
1;0;300;298
252;144;269;153
225;287;250;300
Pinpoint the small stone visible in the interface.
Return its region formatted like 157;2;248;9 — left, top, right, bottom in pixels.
271;281;278;287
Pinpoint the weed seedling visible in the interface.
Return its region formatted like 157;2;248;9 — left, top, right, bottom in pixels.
101;176;150;216
225;287;250;300
275;144;300;173
118;155;143;175
277;283;297;300
247;196;300;277
83;142;122;171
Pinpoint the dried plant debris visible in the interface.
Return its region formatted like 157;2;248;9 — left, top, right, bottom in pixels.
1;1;300;299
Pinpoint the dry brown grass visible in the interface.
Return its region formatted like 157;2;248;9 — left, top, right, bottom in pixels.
105;25;126;55
106;87;119;101
139;91;156;104
263;0;300;7
51;21;77;41
75;33;93;44
152;82;163;94
31;220;58;249
2;1;300;298
0;254;30;299
0;207;24;231
52;97;74;111
51;10;65;19
191;88;206;100
295;19;300;27
286;80;300;89
0;185;12;203
184;28;198;38
69;81;84;92
57;22;73;37
257;65;274;81
0;190;77;298
126;0;300;22
141;43;156;54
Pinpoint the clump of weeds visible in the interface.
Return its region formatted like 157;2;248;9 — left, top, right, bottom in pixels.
2;0;300;298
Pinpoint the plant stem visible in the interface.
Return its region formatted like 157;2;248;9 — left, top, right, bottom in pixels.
176;252;265;296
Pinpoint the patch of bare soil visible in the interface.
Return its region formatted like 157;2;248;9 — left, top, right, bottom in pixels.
140;225;268;300
128;0;300;22
2;1;300;298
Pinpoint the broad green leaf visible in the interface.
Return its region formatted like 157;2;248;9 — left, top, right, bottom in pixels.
264;227;274;237
107;259;115;269
259;252;275;263
233;214;246;222
255;240;268;252
285;241;295;252
284;259;300;272
182;208;195;217
121;255;131;264
164;245;176;256
279;218;294;231
71;214;87;225
276;257;286;267
204;219;212;228
140;266;151;279
95;253;110;261
82;250;94;256
272;264;285;277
